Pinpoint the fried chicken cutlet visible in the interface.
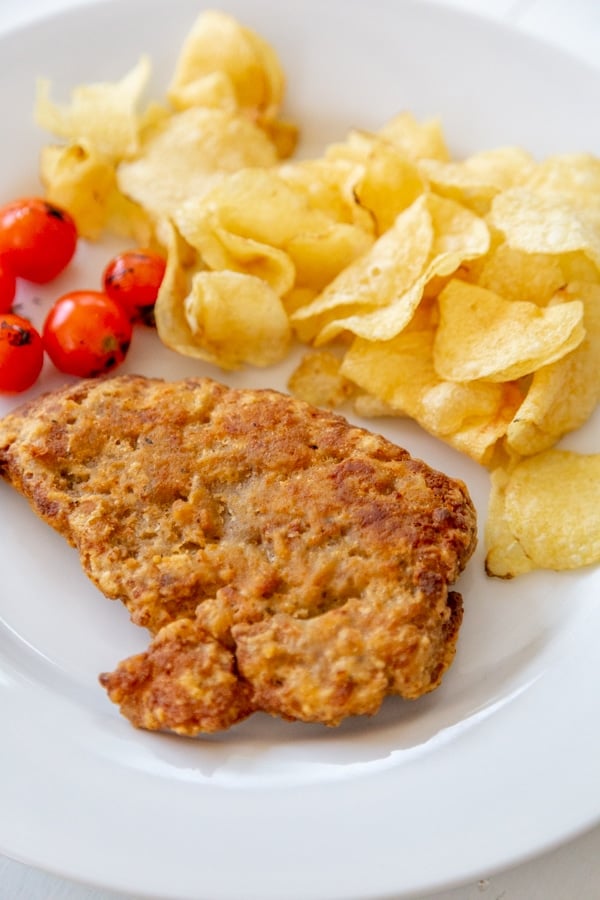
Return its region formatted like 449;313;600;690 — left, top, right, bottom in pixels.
0;375;477;734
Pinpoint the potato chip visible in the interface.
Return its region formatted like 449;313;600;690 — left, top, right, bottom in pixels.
287;351;355;408
295;193;489;345
35;57;151;160
40;142;114;239
281;285;317;316
522;154;600;237
117;107;278;224
168;70;238;114
324;130;426;233
419;147;534;214
485;451;600;577
341;326;523;465
353;143;426;234
176;194;295;295
261;119;299;160
434;280;585;382
506;282;600;455
40;141;152;242
474;242;565;305
524;153;600;218
278;157;371;230
377;112;449;162
175;167;373;294
154;222;203;354
154;222;290;369
184;270;291;369
290;193;434;341
559;250;600;284
207;228;295;296
484;467;533;578
286;224;374;292
168;10;285;122
179;168;323;247
352;393;399;418
488;187;600;269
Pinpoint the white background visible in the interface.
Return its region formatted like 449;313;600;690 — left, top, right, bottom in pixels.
0;0;599;898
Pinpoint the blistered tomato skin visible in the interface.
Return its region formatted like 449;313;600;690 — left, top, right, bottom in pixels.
43;290;133;378
0;197;78;284
103;249;166;325
0;258;16;312
0;313;44;393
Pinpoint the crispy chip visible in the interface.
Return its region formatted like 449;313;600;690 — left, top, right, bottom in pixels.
168;70;238;114
524;152;600;226
377;112;449;162
352;393;399;418
117;107;278;224
40;141;152;242
35;57;151;160
488;187;600;270
176;199;295;296
559;250;600;284
167;9;285;125
175;167;372;293
178;168;323;247
40;142;114;239
286;224;373;292
341;326;523;465
506;282;600;455
184;270;291;368
154;222;290;369
419;147;534;214
287;351;355;408
485;451;600;576
474;242;565;305
484;467;533;578
261;119;299;160
324;130;426;233
278;157;371;229
154;223;203;357
290;193;434;341
295;193;489;345
434;280;585;382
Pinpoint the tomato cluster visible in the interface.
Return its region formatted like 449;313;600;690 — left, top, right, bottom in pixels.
0;196;166;394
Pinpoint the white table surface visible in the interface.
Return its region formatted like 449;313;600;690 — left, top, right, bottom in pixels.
1;0;599;898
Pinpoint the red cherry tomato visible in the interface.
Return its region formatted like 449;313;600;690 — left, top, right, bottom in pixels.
0;197;77;284
0;258;16;312
43;291;133;378
0;313;44;393
103;249;166;325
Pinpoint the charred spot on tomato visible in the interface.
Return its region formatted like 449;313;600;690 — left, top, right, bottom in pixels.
1;320;34;347
105;267;135;288
101;334;118;353
44;202;70;222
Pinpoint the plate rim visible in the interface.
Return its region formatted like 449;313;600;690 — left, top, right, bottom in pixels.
0;1;599;898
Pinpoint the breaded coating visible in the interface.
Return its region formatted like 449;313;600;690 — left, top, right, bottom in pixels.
0;375;476;733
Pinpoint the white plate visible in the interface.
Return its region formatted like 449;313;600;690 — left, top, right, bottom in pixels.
1;1;599;898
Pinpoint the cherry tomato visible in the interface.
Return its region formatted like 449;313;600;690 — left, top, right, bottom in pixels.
102;248;166;325
43;291;133;378
0;258;16;312
0;197;77;284
0;313;44;393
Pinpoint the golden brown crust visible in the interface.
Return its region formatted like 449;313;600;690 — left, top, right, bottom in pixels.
0;374;476;732
98;619;254;734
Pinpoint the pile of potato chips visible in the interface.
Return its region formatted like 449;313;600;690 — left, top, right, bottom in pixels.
35;9;600;578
